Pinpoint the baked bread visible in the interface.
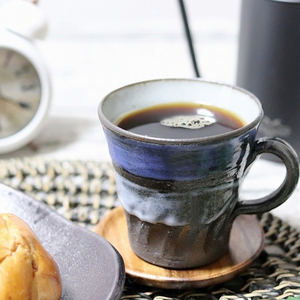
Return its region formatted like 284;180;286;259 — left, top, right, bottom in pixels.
0;213;62;300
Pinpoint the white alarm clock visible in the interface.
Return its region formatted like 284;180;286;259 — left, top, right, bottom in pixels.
0;0;51;154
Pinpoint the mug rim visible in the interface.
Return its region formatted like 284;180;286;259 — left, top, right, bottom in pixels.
98;78;263;145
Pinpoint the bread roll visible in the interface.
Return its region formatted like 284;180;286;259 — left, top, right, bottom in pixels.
0;213;62;300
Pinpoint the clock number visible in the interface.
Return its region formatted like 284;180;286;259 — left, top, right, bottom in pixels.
18;102;31;109
21;82;39;92
15;64;31;77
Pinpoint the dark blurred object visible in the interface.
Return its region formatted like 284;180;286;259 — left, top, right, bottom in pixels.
178;0;200;77
236;0;300;162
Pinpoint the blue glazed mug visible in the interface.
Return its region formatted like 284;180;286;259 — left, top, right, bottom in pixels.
98;78;299;269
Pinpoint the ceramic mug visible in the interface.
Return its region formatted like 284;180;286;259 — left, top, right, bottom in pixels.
98;78;299;269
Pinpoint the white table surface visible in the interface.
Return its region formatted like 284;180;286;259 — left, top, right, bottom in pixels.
1;0;299;229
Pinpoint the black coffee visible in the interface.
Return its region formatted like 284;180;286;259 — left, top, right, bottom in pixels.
117;102;245;139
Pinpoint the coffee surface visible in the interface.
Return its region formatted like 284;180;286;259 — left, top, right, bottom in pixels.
117;102;245;139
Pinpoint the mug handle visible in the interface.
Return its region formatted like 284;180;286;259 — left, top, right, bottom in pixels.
232;137;299;217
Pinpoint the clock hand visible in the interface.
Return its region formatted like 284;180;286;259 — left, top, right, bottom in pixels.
0;99;28;129
0;86;32;111
0;93;31;110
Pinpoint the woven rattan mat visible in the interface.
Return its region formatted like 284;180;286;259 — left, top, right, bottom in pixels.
1;158;300;300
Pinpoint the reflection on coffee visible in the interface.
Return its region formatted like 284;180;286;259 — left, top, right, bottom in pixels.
117;102;245;139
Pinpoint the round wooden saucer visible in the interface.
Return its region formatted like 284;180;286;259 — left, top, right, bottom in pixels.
95;206;264;289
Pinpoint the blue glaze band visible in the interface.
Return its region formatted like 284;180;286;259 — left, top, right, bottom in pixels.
103;126;258;181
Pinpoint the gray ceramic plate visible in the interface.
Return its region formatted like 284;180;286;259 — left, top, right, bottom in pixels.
0;183;125;300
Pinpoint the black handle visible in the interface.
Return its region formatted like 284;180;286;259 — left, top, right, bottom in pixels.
233;137;299;217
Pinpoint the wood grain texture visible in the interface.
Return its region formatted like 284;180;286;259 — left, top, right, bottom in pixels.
96;206;264;289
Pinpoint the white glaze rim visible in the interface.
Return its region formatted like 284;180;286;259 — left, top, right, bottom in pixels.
99;78;263;145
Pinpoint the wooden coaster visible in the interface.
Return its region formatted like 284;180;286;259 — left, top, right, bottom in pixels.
95;206;264;289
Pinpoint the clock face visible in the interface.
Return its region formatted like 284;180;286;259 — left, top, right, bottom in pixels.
0;48;41;139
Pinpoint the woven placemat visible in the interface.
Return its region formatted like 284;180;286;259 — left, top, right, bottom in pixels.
1;157;300;300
